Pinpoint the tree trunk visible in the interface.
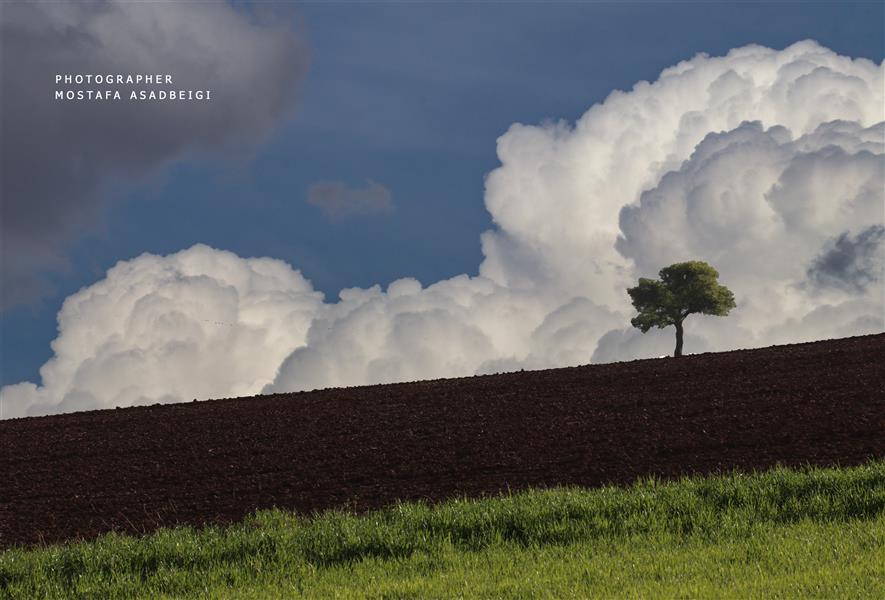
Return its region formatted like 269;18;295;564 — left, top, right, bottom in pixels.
674;320;684;357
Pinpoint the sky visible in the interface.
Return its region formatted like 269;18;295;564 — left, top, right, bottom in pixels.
0;1;882;417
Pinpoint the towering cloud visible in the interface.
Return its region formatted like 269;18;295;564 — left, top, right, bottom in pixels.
0;1;308;308
2;41;882;418
612;119;883;355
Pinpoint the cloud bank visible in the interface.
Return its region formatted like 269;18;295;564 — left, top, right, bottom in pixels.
1;246;322;418
0;1;308;308
2;41;882;418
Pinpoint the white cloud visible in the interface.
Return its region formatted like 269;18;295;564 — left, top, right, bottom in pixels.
611;119;883;359
479;41;882;308
1;245;322;418
3;41;882;417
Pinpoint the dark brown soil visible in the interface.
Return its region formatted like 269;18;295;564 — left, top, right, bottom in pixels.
2;334;883;548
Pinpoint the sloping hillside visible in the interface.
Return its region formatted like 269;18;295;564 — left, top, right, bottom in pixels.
2;334;883;547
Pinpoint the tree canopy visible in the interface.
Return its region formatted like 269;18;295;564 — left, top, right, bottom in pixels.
627;261;736;356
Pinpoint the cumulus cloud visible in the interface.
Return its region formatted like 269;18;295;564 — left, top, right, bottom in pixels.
611;119;884;357
479;42;883;307
0;245;322;419
0;1;308;308
3;40;883;418
307;179;394;220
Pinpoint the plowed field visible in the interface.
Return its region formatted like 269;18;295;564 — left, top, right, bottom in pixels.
2;334;883;548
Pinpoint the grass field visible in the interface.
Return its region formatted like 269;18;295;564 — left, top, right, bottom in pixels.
2;461;883;599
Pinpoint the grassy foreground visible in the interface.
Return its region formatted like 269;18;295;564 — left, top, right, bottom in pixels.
2;461;883;599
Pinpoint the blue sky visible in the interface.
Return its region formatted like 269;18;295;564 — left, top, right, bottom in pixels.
1;1;883;387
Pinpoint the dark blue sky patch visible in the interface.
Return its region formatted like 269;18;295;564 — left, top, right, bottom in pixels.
806;225;885;293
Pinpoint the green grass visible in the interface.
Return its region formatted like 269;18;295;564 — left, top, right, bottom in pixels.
2;461;884;599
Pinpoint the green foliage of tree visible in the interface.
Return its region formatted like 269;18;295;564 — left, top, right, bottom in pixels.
627;261;736;357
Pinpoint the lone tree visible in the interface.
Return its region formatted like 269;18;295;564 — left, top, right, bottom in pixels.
627;261;735;357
